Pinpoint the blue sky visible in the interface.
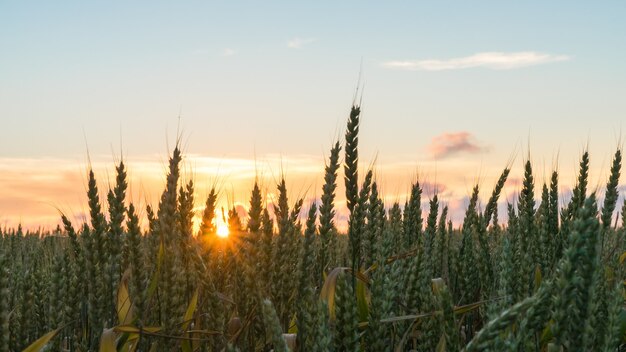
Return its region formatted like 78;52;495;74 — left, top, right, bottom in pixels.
1;1;625;228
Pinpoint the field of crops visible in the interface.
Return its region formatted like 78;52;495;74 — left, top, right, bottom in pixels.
1;105;624;351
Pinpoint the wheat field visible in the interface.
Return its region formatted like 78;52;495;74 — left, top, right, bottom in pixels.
1;105;625;352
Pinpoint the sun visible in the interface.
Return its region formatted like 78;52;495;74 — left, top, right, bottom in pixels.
216;224;230;238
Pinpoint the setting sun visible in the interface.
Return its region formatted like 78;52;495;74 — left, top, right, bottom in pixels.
216;224;230;238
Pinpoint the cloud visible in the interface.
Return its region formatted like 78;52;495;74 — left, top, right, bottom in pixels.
3;150;604;231
287;37;316;49
420;181;448;196
221;48;236;57
428;132;487;159
0;154;327;230
382;51;570;71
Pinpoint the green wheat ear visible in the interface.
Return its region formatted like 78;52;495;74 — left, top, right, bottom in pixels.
261;299;289;352
126;203;145;325
344;105;360;214
296;202;318;350
333;272;360;352
199;188;218;238
0;250;10;352
601;149;622;249
319;141;341;279
248;182;263;233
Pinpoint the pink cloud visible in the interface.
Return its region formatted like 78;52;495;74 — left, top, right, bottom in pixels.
421;181;447;196
506;177;523;188
428;132;487;159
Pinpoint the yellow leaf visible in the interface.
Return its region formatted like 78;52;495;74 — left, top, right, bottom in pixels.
534;265;542;291
436;334;446;352
22;328;61;352
114;325;162;334
128;341;139;352
115;325;140;334
356;278;369;322
619;251;626;264
182;289;199;331
181;290;199;352
540;320;554;345
99;328;118;352
320;267;371;322
453;301;482;315
149;342;158;352
182;341;192;352
147;241;165;301
117;272;134;325
288;313;298;334
364;262;378;275
319;267;346;321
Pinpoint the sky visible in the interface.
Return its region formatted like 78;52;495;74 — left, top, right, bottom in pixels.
1;1;625;230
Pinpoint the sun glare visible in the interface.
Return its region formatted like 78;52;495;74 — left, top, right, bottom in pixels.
216;224;230;238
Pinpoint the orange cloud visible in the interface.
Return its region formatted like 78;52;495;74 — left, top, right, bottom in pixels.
1;151;603;231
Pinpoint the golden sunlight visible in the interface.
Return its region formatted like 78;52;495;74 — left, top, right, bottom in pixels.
216;223;230;238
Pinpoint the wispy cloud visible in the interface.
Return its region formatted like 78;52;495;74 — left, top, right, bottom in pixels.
428;132;487;158
221;48;236;57
383;51;570;71
287;37;316;49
